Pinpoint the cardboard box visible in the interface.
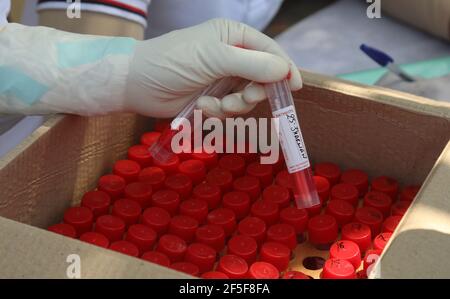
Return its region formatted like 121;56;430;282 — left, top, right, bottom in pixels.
0;71;449;278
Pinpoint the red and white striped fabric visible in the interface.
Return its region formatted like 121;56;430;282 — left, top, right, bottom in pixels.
36;0;151;27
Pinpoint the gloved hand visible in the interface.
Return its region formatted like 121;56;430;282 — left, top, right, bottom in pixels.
126;18;302;118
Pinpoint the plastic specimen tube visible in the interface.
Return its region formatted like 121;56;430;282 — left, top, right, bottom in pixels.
149;77;240;163
264;79;320;209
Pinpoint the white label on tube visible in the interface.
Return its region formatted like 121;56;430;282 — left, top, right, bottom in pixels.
273;105;310;173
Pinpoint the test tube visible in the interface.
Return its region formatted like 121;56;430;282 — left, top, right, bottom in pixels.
149;77;240;163
264;79;320;209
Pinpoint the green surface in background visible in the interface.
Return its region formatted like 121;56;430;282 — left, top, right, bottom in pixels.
337;56;450;85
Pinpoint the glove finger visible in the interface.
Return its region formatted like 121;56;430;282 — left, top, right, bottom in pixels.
242;82;267;105
220;92;257;115
196;96;227;119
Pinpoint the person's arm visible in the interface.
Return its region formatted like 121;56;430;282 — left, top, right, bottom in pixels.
382;0;450;41
0;18;302;118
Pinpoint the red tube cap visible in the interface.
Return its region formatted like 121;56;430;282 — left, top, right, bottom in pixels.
141;251;171;267
170;262;200;277
48;223;77;238
217;255;249;279
164;173;193;199
275;170;295;195
222;191;251;220
140;131;161;147
307;214;339;248
341;222;372;253
178;159;206;185
371;176;399;200
201;271;229;279
154;155;180;175
266;223;297;250
219;154;246;178
329;240;362;269
124;182;153;209
195;224;226;252
207;208;236;237
80;231;110;248
185;243;217;274
227;235;258;265
260;242;290;272
279;207;308;235
190;151;218;170
248;261;280;279
321;258;356;279
127;145;153;168
340;169;369;197
126;224;157;254
95;215;126;242
193;182;221;210
233;176;261;202
81;190;111;219
363;249;382;271
313;175;330;203
354;207;384;236
330;183;359;206
109;240;139;257
250;200;279;227
391;200;411;217
382;215;402;233
400;185;420;202
98;174;126;200
237;216;267;246
363;191;392;217
206;167;233;193
373;232;392;251
113;160;141;183
179;198;209;224
262;185;290;209
157;234;188;262
138;167;165;191
63;206;93;237
246;162;273;188
314;162;341;186
112;198;142;226
141;207;171;236
169;215;199;243
151;189;180;216
325;199;355;227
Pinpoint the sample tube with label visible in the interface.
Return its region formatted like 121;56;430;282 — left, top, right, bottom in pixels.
265;79;320;209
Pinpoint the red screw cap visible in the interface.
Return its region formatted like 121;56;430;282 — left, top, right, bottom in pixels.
307;214;339;249
157;234;188;262
373;232;392;251
266;223;297;250
382;215;402;233
279;207;308;235
185;243;217;274
153;155;180;174
329;240;362;269
127;145;153;168
275;170;296;195
330;183;359;206
340;169;369;197
195;224;226;252
80;231;110;248
282;271;310;279
217;255;249;279
179;198;209;224
151;189;180;216
178;159;206;185
400;185;420;202
250;200;279;227
95;215;126;242
363;191;392;217
354;207;384;236
227;235;258;265
341;222;372;253
314;162;341;186
321;258;356;279
391;200;411;217
48;223;77;238
164;173;193;199
140;131;161;147
141;251;171;267
124;182;153;209
260;242;290;272
233;176;261;202
371;176;399;200
262;185;290;209
109;240;139;257
222;191;251;220
306;203;323;217
207;208;237;237
81;190;111;219
219;154;246;178
113;160;141;183
138;167;166;191
112;198;142;226
170;262;200;277
190;151;218;170
325;199;355;227
206;167;233;193
98;174;126;200
201;271;229;279
193;182;221;210
248;261;280;279
237;216;267;246
141;207;171;236
63;206;94;237
169;215;199;243
363;249;382;271
313;175;330;203
246;162;273;188
126;224;157;254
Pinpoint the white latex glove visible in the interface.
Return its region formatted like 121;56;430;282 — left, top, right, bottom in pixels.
126;18;302;118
